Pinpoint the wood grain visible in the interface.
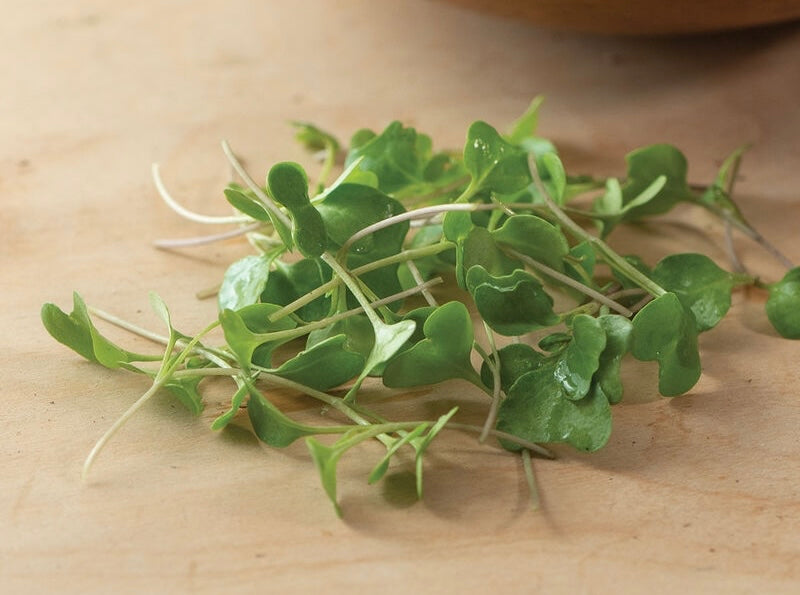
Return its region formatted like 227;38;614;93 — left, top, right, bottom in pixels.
2;2;800;593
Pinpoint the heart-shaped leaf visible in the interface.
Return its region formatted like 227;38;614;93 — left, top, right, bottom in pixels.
631;292;701;396
491;214;569;272
766;266;800;339
651;253;738;332
218;254;273;312
466;265;559;336
479;342;548;394
496;365;612;452
382;301;479;387
464;121;531;195
554;314;606;401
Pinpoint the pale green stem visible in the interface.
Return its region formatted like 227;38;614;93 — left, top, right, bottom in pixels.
479;322;503;443
505;249;633;317
221;140;293;230
82;321;219;480
528;155;667;298
521;448;541;511
267;242;453;323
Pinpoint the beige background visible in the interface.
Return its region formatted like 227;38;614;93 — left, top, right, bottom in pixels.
3;2;800;593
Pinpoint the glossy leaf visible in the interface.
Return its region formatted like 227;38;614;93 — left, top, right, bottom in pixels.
344;121;425;194
496;365;612;452
651;253;737;332
382;301;480;387
766;267;800;339
631;292;701;396
218;254;272;312
554;315;606;401
464;121;531;195
466;265;559;336
455;226;520;289
491;214;569;272
479;342;547;393
260;258;332;322
594;315;633;405
270;334;365;390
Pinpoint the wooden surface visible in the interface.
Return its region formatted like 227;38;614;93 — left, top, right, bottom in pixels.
3;2;800;593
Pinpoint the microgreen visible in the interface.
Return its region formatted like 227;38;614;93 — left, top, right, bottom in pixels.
43;99;799;515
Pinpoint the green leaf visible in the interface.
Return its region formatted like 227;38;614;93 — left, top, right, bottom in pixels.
594;315;633;405
305;437;346;516
466;265;559;336
224;185;270;221
631;292;701;396
496;365;612;452
464;121;531;195
270;334;365;391
316;183;407;260
211;382;249;430
409;407;458;498
267;161;327;258
291;121;340;153
554;315;606;401
383;301;479;387
162;375;205;415
344;121;426;194
41;292;147;368
491;214;569;272
367;424;428;485
651;253;737;332
224;183;293;249
218;254;272;311
539;152;567;204
479;342;547;393
219;303;297;370
247;384;319;448
455;226;521;289
260;258;332;322
506;96;544;145
766;267;800;339
622;144;694;217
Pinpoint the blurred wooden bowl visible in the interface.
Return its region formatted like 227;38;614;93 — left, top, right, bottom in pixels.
444;0;800;35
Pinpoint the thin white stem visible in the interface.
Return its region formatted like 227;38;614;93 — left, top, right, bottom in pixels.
82;381;162;480
220;140;293;230
342;203;476;253
154;222;262;249
507;249;633;317
405;260;438;307
151;163;252;225
446;423;555;459
479;323;502;443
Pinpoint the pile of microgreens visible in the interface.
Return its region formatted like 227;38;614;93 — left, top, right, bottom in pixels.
42;98;800;515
